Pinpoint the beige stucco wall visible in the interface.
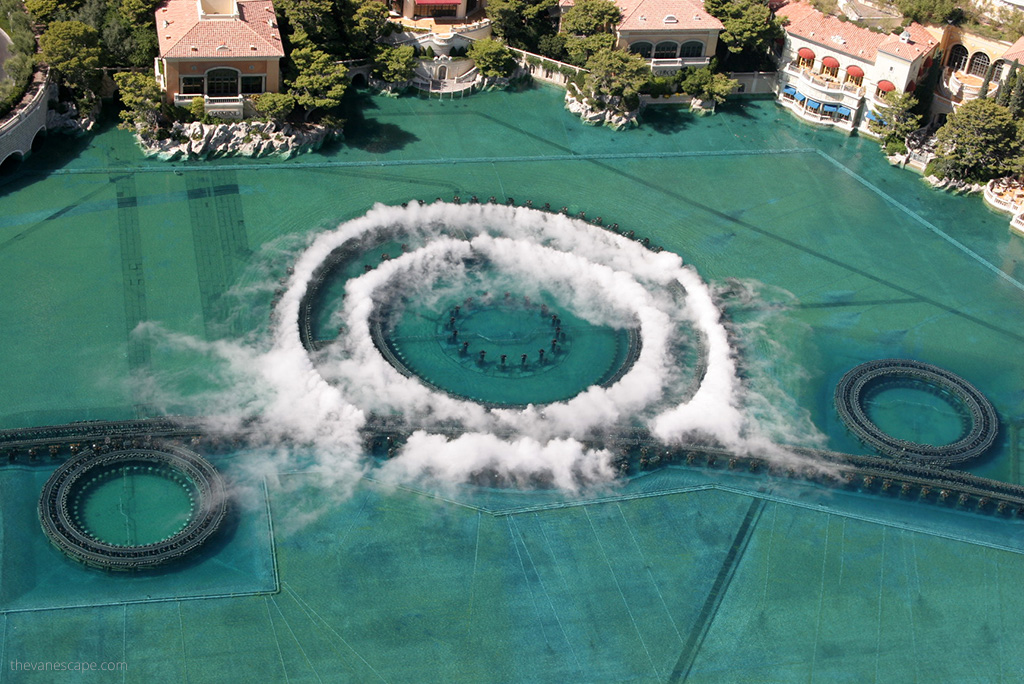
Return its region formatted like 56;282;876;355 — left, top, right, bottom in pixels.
616;29;720;58
161;58;281;101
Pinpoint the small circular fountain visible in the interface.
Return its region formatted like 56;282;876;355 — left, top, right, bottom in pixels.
39;445;227;571
834;359;998;465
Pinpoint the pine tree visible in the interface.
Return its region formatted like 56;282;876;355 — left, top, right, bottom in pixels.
999;60;1020;108
1011;73;1024;118
978;64;993;99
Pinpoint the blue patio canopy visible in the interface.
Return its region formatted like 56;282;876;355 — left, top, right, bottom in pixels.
806;100;821;110
822;104;838;113
795;92;806;102
783;85;797;95
837;106;851;116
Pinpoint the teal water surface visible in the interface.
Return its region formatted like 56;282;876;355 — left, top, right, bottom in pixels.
1;85;1023;681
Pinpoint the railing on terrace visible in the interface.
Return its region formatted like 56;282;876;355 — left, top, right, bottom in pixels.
455;67;479;83
946;69;999;101
985;179;1024;215
784;62;864;97
173;94;244;117
1012;213;1024;236
0;67;51;138
649;56;709;68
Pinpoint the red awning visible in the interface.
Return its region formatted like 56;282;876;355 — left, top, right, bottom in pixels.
798;47;815;60
906;80;916;91
923;56;933;68
822;56;839;68
846;65;864;78
877;80;895;92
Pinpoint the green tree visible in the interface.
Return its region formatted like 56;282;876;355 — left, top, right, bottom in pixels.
485;0;558;51
704;0;783;67
869;90;921;146
114;71;162;130
189;96;205;121
679;66;737;104
467;38;517;77
564;32;615;66
978;64;992;99
537;33;568;61
288;47;348;121
373;44;416;83
252;92;297;123
997;61;1018;107
119;0;160;23
350;0;391;55
892;0;960;24
26;0;82;23
276;0;341;51
1011;71;1024;118
582;47;649;110
9;10;37;55
933;98;1018;182
561;0;620;35
40;21;103;90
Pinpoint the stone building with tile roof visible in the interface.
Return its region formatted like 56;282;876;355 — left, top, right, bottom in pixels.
931;28;1024;123
774;1;937;134
154;0;286;118
560;0;723;74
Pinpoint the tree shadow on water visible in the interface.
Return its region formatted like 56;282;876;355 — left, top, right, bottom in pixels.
642;105;691;135
335;88;420;154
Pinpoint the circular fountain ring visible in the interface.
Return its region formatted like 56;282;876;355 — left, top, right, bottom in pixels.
834;359;998;466
277;202;733;465
38;445;228;571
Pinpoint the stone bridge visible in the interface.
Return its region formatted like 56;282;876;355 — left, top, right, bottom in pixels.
0;68;54;170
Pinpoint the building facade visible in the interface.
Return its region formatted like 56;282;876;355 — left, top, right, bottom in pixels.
774;2;937;134
154;0;285;118
615;0;723;74
931;27;1024;124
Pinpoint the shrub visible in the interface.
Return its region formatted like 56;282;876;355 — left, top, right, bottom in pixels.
189;96;205;121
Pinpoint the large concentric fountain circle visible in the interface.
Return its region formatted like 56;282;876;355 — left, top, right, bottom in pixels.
275;201;741;476
834;359;998;465
39;445;228;571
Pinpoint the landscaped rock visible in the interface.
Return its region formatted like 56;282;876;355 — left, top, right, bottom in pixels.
134;120;342;160
46;99;100;135
564;86;638;131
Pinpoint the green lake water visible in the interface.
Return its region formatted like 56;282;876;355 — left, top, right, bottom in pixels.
1;85;1023;681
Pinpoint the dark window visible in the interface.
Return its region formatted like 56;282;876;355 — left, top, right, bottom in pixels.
679;41;703;58
207;69;239;96
241;76;264;94
654;41;677;59
947;44;968;71
630;42;652;59
967;52;990;77
181;77;204;95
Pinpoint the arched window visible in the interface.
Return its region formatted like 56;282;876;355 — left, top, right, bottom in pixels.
654;42;678;59
679;41;703;58
821;56;839;79
845;65;864;87
630;42;652;59
967;52;990;77
797;46;815;69
947;44;968;72
206;68;239;96
993;59;1007;80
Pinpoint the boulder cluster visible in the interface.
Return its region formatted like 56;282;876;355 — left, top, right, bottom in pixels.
137;120;342;160
564;87;638;131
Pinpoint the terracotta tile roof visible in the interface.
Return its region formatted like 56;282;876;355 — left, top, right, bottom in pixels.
778;2;934;63
777;2;884;61
616;0;724;32
1002;35;1024;64
157;0;285;59
877;22;937;60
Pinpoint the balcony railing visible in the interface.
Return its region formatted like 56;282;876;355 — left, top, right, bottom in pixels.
784;62;864;98
944;68;999;102
985;179;1024;216
1012;213;1024;236
173;94;245;118
648;56;710;68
